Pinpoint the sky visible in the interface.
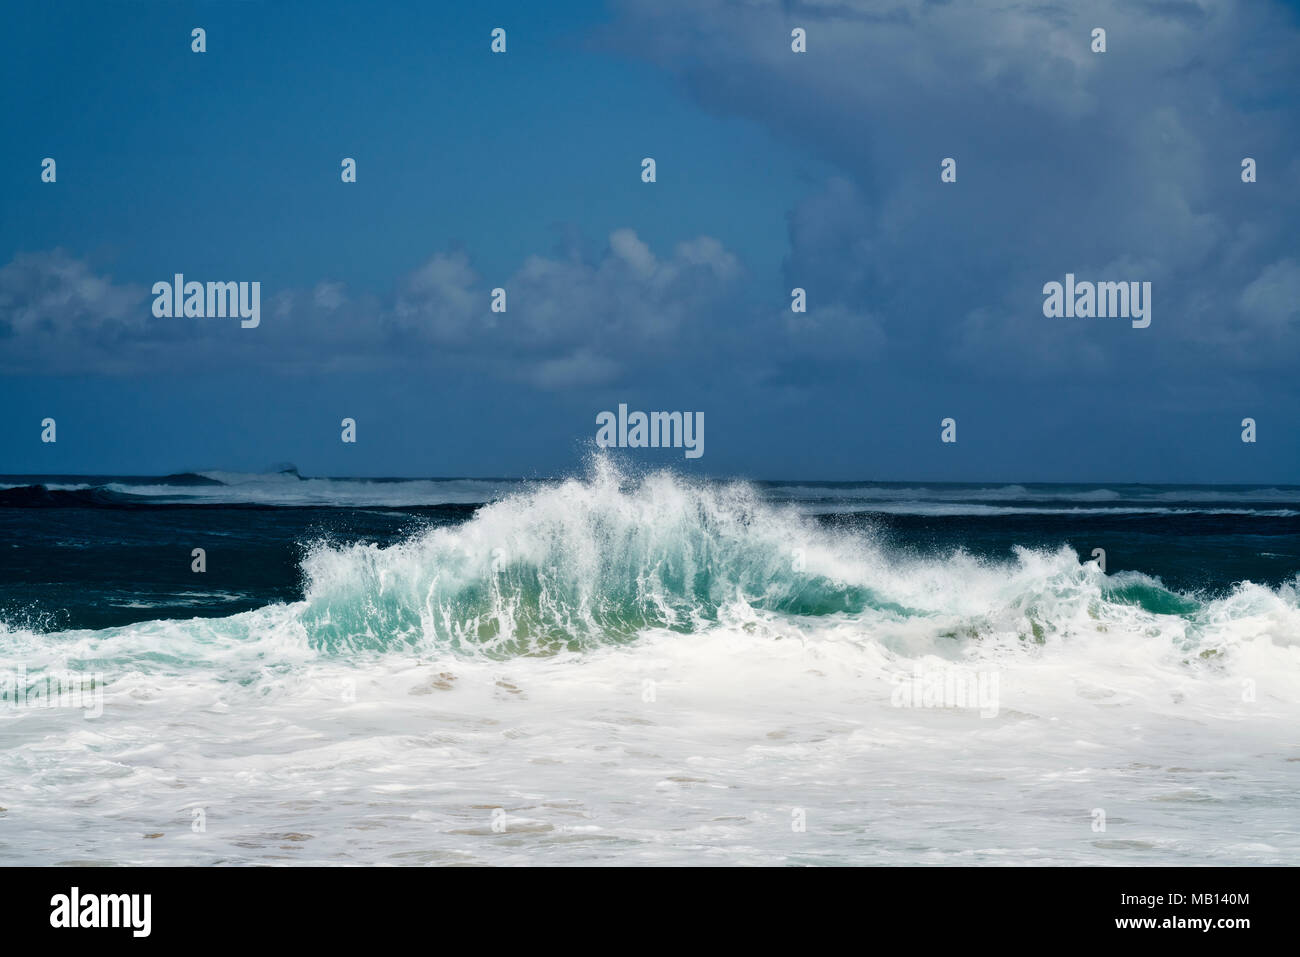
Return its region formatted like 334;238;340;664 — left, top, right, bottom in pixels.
1;0;1297;482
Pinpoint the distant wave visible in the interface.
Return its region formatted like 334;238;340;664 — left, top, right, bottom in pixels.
0;485;141;508
0;482;483;512
763;482;1300;505
0;474;522;508
2;470;1298;513
156;471;228;487
802;503;1300;517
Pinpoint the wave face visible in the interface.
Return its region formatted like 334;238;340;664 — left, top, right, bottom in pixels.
298;460;883;654
2;459;1299;866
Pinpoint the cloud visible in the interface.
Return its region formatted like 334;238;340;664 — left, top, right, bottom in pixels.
0;230;747;388
0;250;154;373
1239;259;1300;330
524;349;622;389
0;249;145;336
5;1;1298;401
313;281;346;311
605;0;1300;377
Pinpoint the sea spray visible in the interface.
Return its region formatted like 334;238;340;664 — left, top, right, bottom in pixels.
287;459;1300;665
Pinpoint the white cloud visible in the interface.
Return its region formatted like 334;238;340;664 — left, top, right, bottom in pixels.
1240;259;1300;330
0;230;746;387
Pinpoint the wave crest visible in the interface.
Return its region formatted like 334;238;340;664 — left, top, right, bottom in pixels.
298;459;876;654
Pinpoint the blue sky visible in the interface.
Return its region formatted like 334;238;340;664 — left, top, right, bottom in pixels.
2;0;1298;481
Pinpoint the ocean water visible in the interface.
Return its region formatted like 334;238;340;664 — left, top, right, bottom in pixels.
1;458;1298;865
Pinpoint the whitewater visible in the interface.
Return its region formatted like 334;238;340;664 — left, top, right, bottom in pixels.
1;459;1298;865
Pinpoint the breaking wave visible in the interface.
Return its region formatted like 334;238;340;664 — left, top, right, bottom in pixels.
292;459;1300;663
